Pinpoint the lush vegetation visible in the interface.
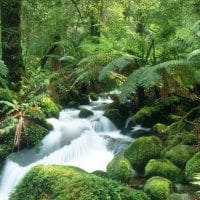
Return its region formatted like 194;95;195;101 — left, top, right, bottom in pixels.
0;0;200;199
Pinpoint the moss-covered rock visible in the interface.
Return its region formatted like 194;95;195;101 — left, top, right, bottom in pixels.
145;159;180;181
79;108;94;118
185;152;200;181
89;92;98;101
0;144;12;169
132;96;180;127
107;156;132;183
10;165;150;200
153;123;169;140
25;121;50;147
163;145;196;168
182;133;198;145
40;97;60;118
144;176;172;200
124;136;163;172
104;108;124;128
166;132;198;147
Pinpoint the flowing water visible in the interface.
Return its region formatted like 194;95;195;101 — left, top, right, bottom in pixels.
0;97;133;200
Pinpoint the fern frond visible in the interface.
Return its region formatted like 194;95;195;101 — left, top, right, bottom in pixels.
0;60;8;77
187;49;200;60
99;55;136;81
0;100;16;109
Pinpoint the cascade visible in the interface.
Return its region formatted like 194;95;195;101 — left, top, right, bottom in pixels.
0;97;133;200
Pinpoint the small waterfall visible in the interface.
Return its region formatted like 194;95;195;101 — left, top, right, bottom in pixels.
0;97;133;199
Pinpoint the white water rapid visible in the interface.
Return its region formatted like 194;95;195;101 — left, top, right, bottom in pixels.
0;97;133;200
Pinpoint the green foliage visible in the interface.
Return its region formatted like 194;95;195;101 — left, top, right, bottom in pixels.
99;55;136;81
124;136;163;172
119;59;199;102
107;156;132;183
185;152;200;181
0;60;8;87
144;176;172;200
163;145;196;168
40;97;60;118
145;159;180;181
0;144;12;168
10;165;150;200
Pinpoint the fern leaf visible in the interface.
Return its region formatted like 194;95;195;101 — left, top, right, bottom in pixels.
0;60;8;77
187;49;200;60
99;55;136;81
0;100;16;109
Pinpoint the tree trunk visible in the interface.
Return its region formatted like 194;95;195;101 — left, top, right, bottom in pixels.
1;0;24;90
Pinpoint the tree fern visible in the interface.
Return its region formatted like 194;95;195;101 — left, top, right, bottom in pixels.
118;59;200;102
99;55;136;81
73;53;113;85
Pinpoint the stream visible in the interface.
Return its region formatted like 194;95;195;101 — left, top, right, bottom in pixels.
0;97;133;200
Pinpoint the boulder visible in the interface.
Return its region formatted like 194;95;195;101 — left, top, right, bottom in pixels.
145;159;180;181
10;165;150;200
104;108;124;128
79;108;93;118
163;145;196;168
89;92;98;101
124;136;163;172
107;156;132;183
144;176;172;200
185;152;200;181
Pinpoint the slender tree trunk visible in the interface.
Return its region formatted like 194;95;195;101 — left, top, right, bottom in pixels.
1;0;24;90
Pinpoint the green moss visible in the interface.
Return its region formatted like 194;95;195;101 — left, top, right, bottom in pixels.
92;170;108;178
163;145;196;168
40;97;60;118
124;136;163;172
89;92;98;101
79;109;94;118
185;152;200;181
0;118;18;145
166;132;198;147
132;106;158;124
168;114;182;122
25;122;49;147
25;107;46;120
107;156;132;183
182;133;198;145
0;144;12;169
10;165;150;200
104;108;124;128
144;176;172;200
153;123;169;139
145;159;180;181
